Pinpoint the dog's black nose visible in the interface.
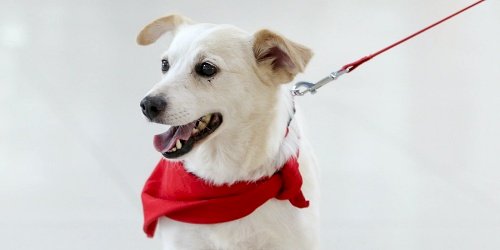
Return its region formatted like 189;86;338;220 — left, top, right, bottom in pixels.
140;96;167;120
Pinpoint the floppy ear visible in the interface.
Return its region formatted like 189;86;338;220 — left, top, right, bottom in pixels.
137;14;194;46
252;29;313;84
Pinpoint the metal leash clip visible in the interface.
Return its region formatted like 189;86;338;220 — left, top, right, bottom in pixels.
291;69;347;96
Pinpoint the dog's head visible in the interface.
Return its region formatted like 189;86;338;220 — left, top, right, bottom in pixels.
138;14;312;160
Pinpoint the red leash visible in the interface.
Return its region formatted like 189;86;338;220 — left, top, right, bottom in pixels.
292;0;487;96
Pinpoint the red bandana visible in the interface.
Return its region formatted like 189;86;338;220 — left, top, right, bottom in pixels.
141;155;309;237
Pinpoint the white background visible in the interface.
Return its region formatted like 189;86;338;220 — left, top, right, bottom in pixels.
1;0;499;249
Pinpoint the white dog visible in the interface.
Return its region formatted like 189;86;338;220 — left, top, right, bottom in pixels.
138;14;319;250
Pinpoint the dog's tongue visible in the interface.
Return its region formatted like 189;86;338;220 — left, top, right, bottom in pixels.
153;122;196;153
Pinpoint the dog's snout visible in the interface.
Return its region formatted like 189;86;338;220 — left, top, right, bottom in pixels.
140;96;167;120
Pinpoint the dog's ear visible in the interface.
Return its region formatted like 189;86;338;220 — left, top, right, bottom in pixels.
137;14;194;46
252;29;313;85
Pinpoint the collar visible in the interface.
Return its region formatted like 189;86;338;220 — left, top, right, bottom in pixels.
285;98;296;137
141;152;308;237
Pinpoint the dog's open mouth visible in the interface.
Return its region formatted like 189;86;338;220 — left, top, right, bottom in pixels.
153;113;223;158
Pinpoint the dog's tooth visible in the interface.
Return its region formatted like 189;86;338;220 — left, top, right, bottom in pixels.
176;139;182;149
202;114;212;123
171;147;177;152
198;121;207;130
192;128;199;134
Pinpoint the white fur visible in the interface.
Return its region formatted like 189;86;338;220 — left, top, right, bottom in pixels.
140;17;319;250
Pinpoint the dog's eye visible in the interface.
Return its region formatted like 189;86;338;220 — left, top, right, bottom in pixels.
195;62;217;77
161;59;170;73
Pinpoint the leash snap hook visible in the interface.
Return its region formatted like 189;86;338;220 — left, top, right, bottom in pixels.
291;81;317;96
291;69;347;96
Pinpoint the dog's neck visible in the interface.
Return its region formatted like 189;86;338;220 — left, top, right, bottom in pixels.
182;86;299;185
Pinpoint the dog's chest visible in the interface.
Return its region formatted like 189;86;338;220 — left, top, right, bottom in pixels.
157;199;316;250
